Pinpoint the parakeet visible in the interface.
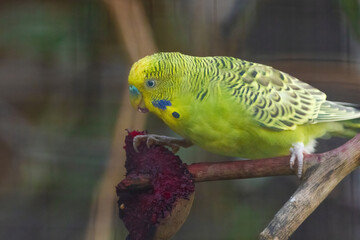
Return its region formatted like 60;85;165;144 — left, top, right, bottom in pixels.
128;52;360;177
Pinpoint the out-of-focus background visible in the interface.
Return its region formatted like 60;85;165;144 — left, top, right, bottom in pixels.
0;0;359;239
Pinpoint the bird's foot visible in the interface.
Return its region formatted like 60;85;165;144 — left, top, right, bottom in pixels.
133;134;193;153
289;142;305;178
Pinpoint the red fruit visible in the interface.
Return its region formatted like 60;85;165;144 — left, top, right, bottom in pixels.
117;131;195;240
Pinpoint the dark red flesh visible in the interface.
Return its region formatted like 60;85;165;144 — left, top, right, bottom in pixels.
116;131;194;240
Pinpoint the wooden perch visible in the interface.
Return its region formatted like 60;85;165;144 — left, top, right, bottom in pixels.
188;156;293;181
120;134;360;239
118;156;295;189
260;134;360;240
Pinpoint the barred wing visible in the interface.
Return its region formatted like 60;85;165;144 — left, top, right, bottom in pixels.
222;62;326;130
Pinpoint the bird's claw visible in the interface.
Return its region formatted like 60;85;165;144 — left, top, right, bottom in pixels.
133;134;184;153
133;135;158;152
289;142;305;179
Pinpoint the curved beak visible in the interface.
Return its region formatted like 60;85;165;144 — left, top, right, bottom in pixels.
129;85;149;113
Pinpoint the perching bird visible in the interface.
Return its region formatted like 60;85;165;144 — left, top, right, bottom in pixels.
128;52;360;177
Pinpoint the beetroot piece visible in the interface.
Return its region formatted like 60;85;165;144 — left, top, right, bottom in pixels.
117;131;195;240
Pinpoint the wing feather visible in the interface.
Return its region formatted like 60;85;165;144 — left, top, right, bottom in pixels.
217;58;326;130
207;57;360;130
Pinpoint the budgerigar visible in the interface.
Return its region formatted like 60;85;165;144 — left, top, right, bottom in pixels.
128;52;360;177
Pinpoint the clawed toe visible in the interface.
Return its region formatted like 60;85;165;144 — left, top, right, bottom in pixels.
289;147;296;170
132;134;192;153
289;142;305;178
133;135;147;152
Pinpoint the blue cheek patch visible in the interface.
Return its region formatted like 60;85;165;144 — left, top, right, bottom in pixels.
152;99;172;110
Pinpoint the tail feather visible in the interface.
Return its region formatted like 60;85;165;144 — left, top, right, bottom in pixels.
331;101;360;108
316;101;360;123
331;119;360;138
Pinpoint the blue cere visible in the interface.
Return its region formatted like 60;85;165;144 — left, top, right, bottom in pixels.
152;99;172;110
172;111;180;119
129;85;140;96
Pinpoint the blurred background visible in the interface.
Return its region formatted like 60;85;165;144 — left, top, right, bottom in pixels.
0;0;359;239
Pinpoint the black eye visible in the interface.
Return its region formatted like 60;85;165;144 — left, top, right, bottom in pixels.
146;79;156;88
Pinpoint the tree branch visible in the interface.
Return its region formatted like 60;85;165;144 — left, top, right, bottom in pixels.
188;156;294;182
118;156;295;192
260;134;360;239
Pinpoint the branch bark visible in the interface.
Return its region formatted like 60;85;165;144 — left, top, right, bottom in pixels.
260;134;360;240
188;156;294;182
118;156;296;190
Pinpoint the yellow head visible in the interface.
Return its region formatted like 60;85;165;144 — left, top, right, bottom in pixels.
128;52;188;115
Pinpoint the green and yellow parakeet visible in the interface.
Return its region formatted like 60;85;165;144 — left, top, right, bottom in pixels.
128;52;360;177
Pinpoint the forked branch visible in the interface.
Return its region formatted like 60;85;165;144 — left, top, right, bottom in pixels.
259;134;360;239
